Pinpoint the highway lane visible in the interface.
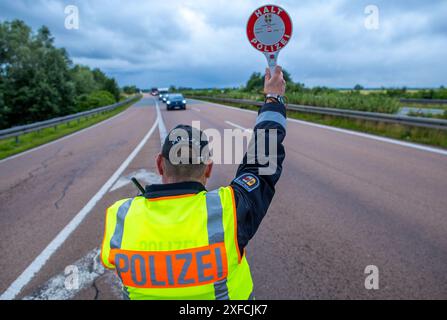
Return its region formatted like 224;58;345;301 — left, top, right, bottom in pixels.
1;96;446;299
162;100;447;299
0;96;157;297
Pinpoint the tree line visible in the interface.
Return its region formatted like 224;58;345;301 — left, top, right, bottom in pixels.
0;20;122;130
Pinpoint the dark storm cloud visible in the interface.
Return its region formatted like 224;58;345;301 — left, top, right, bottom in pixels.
0;0;445;88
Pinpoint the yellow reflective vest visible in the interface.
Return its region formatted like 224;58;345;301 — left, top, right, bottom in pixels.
101;186;253;300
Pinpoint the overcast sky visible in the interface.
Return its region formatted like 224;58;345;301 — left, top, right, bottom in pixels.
1;0;446;88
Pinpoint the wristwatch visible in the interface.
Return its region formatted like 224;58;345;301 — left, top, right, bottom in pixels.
264;94;285;105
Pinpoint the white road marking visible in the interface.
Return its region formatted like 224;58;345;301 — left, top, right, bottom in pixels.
154;97;167;146
193;99;447;156
0;100;140;165
225;121;252;133
0;108;160;300
192;108;201;112
110;169;161;192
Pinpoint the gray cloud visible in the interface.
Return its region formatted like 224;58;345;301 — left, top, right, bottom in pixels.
0;0;446;88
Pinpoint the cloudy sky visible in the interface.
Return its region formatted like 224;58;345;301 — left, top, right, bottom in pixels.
1;0;446;88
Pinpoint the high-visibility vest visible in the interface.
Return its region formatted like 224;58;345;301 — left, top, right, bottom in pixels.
101;186;254;300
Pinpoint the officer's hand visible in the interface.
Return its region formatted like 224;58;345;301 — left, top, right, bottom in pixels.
264;65;286;96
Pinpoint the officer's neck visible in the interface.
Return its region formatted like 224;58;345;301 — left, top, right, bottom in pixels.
162;175;207;186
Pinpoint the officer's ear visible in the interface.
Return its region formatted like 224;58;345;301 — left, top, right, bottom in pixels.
204;161;213;179
156;153;164;176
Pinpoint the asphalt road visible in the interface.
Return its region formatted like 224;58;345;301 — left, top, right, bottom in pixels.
0;94;446;299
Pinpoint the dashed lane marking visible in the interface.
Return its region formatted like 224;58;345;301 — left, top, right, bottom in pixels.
225;121;251;132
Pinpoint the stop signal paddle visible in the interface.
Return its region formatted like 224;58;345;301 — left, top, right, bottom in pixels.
246;4;293;72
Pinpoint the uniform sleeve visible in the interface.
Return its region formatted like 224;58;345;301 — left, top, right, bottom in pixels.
230;102;286;254
100;199;130;269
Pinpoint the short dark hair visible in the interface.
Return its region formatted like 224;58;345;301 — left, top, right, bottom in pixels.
162;125;210;164
162;146;207;180
161;125;210;180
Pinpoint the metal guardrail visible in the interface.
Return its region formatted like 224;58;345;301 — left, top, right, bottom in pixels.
0;95;142;142
192;96;447;130
400;98;447;105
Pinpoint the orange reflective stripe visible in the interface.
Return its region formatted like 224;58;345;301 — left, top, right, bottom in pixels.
109;243;228;288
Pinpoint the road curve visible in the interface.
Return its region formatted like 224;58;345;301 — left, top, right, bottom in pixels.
0;96;446;299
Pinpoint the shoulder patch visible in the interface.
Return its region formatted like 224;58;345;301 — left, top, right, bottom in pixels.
234;173;260;192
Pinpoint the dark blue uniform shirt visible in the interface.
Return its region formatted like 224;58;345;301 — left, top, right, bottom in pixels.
144;102;287;257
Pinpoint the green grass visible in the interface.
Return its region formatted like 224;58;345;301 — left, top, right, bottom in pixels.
338;89;421;95
190;97;447;149
0;95;142;160
183;89;400;114
286;91;400;113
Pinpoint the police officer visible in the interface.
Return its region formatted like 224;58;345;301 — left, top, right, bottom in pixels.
101;66;287;300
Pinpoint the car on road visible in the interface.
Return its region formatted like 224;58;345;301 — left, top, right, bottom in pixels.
158;88;168;100
166;94;187;110
161;93;170;103
151;88;159;96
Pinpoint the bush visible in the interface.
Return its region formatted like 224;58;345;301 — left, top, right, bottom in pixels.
287;91;400;113
75;90;116;112
0;20;124;129
122;85;138;95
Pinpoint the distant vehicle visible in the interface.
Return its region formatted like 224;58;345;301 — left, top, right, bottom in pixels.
151;88;159;96
161;93;170;103
166;94;186;111
158;88;169;100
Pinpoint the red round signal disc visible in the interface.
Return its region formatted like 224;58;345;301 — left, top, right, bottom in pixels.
247;4;293;53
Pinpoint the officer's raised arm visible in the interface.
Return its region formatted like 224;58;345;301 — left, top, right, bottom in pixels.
100;66;286;300
230;65;287;255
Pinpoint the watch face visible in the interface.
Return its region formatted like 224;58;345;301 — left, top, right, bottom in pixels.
267;95;284;103
265;95;284;104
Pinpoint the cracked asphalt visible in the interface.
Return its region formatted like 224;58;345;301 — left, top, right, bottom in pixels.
1;95;447;299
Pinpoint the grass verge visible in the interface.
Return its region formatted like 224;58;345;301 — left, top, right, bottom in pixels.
191;97;447;149
182;89;400;113
0;95;142;160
